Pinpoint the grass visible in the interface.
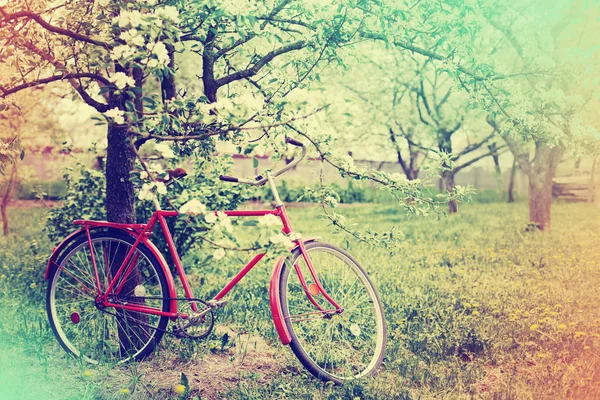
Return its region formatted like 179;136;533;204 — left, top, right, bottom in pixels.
1;202;600;399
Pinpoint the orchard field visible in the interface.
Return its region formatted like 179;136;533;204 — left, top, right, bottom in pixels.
2;201;600;399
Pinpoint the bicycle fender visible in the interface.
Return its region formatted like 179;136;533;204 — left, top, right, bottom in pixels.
44;227;132;280
269;238;318;345
270;256;292;345
44;228;86;280
290;237;318;252
45;230;178;316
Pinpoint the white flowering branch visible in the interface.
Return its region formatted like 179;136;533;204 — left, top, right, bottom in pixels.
127;137;262;252
137;106;328;142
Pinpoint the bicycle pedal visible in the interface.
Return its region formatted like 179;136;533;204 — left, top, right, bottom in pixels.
207;299;229;308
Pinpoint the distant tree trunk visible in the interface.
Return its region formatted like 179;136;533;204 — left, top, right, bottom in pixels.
591;156;598;203
525;144;562;230
0;162;17;236
508;157;517;203
389;128;421;180
443;170;458;213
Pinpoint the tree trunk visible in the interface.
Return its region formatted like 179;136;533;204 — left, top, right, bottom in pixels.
508;157;517;203
105;120;148;355
526;144;562;230
1;162;17;236
105;122;136;224
444;171;458;213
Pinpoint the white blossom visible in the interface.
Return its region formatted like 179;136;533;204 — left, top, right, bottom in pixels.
114;10;145;29
154;142;175;158
147;41;170;67
139;181;166;200
180;199;207;215
212;248;226;260
155;181;167;195
104;108;125;124
138;183;155;201
148;162;165;175
270;232;294;249
288;232;302;241
154;6;180;23
109;72;135;89
259;214;280;227
216;212;233;232
111;45;136;61
120;29;146;47
204;212;218;223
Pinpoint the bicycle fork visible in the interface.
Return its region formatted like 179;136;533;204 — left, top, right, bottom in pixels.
269;239;344;346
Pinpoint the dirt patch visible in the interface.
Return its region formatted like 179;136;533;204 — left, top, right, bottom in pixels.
137;326;283;399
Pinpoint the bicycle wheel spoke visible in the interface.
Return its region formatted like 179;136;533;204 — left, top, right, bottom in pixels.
282;244;386;382
48;234;169;365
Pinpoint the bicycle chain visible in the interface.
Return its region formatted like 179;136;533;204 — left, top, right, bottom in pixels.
96;296;215;340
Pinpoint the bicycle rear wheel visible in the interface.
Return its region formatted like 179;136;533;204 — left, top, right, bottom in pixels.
279;242;386;383
46;230;170;364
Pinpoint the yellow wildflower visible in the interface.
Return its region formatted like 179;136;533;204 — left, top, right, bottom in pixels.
174;384;186;394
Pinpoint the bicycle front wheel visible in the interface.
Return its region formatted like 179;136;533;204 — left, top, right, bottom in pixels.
46;230;170;364
279;242;386;383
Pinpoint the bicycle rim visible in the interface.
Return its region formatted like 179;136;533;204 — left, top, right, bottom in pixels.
47;233;169;364
281;243;386;382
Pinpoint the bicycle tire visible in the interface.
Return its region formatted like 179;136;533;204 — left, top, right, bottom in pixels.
279;241;387;383
46;230;170;364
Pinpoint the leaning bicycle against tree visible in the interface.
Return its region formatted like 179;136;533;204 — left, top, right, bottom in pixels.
44;138;387;383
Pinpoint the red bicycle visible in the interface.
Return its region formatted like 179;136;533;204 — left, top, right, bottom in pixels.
44;138;386;383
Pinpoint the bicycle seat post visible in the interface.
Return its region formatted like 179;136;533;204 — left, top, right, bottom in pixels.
266;171;283;207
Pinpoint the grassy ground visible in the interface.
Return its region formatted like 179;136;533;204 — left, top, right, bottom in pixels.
1;202;600;399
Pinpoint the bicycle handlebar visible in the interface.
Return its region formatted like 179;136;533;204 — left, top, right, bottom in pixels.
286;137;304;147
219;175;239;183
219;138;306;186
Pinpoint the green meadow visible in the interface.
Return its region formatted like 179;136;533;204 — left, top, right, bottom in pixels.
1;202;600;399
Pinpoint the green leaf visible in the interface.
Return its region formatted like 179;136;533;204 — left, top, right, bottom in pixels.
180;372;189;387
252;157;259;168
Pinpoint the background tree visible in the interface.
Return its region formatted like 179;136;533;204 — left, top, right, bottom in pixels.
472;0;600;229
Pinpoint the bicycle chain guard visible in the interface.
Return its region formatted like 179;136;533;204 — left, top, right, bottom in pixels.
172;299;215;340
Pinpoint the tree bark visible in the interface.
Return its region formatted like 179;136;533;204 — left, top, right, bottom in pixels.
105;122;136;224
526;144;562;230
105;114;147;355
508;157;517;203
443;170;458;213
1;162;17;236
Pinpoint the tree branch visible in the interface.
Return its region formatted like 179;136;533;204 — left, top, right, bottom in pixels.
140;106;326;142
215;34;257;59
215;40;306;88
0;9;111;48
360;32;495;81
451;129;496;161
0;72;110;98
454;146;508;173
487;116;532;175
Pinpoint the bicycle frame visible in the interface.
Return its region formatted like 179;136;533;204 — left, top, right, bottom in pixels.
45;204;342;346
